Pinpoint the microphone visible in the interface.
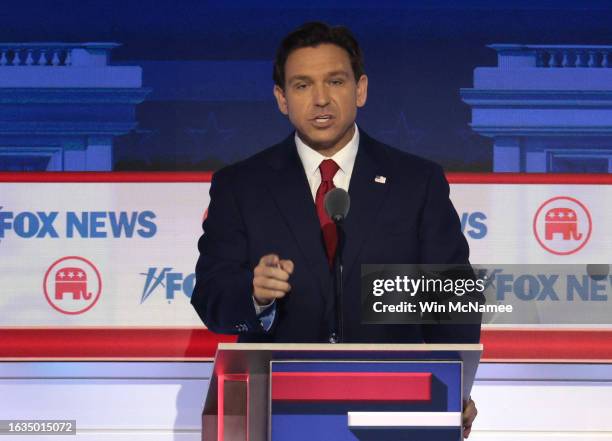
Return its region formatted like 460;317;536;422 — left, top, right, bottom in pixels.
324;188;350;222
324;188;350;343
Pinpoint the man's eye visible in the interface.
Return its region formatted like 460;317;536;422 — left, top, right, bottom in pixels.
331;79;344;86
295;84;307;90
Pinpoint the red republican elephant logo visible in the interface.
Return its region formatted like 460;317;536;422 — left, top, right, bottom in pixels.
533;196;592;256
44;256;102;315
54;267;93;300
544;207;583;241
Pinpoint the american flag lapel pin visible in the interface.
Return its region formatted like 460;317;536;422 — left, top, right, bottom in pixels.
374;175;387;184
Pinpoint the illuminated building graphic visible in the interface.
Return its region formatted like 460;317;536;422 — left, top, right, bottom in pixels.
462;44;612;173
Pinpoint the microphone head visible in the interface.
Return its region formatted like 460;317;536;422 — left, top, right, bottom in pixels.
324;188;350;222
587;264;610;281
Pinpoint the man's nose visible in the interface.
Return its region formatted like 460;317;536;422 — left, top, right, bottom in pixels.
312;83;331;106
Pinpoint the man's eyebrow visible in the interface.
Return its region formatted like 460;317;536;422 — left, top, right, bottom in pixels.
326;70;350;78
287;75;312;84
287;71;351;84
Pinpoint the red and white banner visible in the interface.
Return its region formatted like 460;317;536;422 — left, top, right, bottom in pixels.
1;172;611;360
1;178;208;327
453;178;611;263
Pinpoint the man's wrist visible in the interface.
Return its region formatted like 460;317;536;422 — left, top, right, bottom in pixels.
253;296;275;315
253;295;273;307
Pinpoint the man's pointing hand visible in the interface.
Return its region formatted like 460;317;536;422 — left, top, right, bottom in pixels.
253;254;294;306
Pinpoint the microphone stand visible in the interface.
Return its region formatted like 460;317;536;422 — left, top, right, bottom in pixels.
329;218;344;343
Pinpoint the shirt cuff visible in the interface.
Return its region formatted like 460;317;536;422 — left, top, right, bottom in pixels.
253;297;274;315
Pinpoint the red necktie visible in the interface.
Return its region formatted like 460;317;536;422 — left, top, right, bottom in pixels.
315;159;340;266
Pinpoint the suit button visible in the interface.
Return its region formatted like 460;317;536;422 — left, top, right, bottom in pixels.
234;323;248;333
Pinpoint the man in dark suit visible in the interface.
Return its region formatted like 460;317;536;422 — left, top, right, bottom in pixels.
191;22;479;437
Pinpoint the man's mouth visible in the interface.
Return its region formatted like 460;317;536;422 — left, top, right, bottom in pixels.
312;115;334;125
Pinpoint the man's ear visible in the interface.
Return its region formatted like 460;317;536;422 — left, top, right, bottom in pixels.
273;85;289;115
356;74;368;108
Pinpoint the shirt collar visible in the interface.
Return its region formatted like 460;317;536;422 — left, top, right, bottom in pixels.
295;124;360;178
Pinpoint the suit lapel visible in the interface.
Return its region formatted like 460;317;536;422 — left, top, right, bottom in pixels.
265;136;332;301
342;132;391;282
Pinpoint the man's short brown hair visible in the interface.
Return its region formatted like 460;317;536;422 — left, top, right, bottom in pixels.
273;21;365;89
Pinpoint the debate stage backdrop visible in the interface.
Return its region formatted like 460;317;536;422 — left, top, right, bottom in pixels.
2;0;612;173
1;0;612;359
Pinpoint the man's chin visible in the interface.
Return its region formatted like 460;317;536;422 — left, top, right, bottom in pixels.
299;130;343;151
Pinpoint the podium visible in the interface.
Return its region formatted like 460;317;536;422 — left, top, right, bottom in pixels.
202;343;482;441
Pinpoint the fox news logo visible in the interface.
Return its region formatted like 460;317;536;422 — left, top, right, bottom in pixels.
460;211;487;239
0;208;157;240
140;267;195;303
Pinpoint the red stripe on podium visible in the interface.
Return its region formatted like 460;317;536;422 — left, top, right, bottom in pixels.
271;372;432;402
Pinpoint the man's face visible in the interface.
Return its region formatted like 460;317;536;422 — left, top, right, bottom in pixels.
273;43;368;156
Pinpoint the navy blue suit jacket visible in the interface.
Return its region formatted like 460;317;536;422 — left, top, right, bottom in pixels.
191;131;480;343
